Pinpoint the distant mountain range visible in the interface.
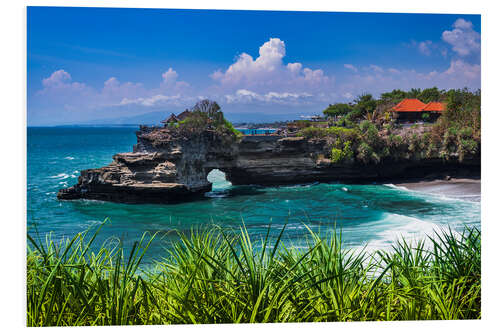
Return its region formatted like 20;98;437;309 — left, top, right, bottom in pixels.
75;110;174;126
64;110;315;127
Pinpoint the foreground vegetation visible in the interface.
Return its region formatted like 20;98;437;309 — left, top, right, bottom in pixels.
27;221;481;326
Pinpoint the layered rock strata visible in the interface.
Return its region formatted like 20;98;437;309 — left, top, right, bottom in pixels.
57;127;480;203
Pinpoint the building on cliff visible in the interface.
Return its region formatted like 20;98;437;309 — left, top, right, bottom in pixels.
390;98;445;122
161;113;179;127
161;109;192;127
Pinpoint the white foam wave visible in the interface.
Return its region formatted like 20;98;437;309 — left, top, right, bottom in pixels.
384;183;480;204
49;173;70;180
383;183;409;191
64;156;75;160
356;213;459;253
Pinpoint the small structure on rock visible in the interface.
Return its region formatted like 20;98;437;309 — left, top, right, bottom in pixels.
161;113;179;127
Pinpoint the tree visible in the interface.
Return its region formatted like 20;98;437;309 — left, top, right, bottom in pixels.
191;99;222;120
407;88;422;98
418;87;442;103
354;93;377;115
380;89;408;104
323;103;352;118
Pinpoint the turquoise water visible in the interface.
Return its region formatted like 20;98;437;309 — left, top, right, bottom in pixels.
236;128;277;135
27;127;480;262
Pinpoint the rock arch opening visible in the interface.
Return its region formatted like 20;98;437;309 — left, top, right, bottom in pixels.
206;169;232;191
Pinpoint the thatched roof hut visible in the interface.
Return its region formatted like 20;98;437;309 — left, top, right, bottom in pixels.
161;113;179;125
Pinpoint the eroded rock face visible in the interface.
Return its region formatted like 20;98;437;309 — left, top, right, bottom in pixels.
57;127;480;204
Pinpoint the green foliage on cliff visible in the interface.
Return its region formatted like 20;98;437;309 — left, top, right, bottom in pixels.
323;103;352;117
299;88;480;164
380;87;444;104
177;100;242;141
298;126;358;140
330;141;354;163
27;221;481;326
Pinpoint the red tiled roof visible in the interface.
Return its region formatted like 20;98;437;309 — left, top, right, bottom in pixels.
391;99;427;112
422;101;446;112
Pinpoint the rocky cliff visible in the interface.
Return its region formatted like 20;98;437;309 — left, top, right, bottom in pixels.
57;126;480;204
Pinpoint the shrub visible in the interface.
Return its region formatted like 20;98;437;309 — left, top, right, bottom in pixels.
27;221;481;326
330;147;343;163
297;127;329;138
357;142;374;164
330;141;354;163
323;103;352;118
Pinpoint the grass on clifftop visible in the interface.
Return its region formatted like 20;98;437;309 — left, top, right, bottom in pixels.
27;221;481;326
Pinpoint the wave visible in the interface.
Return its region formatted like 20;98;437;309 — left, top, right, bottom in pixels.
383;183;480;204
383;183;409;191
355;213;459;253
205;192;229;198
49;173;70;180
64;156;75;160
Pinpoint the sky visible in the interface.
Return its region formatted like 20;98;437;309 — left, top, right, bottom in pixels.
27;7;481;125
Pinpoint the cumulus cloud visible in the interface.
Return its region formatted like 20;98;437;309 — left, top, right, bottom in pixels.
36;68;192;111
162;68;178;84
344;64;358;72
418;40;433;56
119;94;182;107
442;18;480;56
39;69;92;95
336;59;480;102
210;38;330;93
160;67;190;91
101;77;145;101
368;64;384;73
42;69;72;87
443;59;480;80
224;89;313;105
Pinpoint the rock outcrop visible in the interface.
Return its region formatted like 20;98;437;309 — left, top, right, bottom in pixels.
57;126;480;204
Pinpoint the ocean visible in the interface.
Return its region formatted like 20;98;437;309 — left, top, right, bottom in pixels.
27;127;481;262
236;128;277;135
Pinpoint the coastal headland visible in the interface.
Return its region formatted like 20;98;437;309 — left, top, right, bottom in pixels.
57;125;480;204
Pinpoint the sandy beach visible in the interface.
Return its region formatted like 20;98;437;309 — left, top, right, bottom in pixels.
392;178;481;201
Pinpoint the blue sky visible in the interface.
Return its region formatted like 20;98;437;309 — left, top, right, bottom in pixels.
27;7;481;125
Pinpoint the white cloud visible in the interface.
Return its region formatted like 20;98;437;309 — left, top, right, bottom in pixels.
210;38;330;92
42;69;72;87
119;94;182;107
36;68;191;111
162;68;179;84
442;18;480;56
369;64;384;73
336;59;480;102
101;77;145;101
224;89;313;105
443;59;480;80
37;70;95;108
344;64;358;72
418;41;432;56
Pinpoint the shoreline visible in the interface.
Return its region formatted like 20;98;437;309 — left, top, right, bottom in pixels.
391;177;481;200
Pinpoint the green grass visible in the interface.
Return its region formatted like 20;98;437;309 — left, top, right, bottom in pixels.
27;222;481;326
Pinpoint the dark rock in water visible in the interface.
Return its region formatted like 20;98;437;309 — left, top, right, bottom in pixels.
58;127;480;204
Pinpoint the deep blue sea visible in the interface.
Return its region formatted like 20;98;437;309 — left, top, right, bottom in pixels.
27;127;480;262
